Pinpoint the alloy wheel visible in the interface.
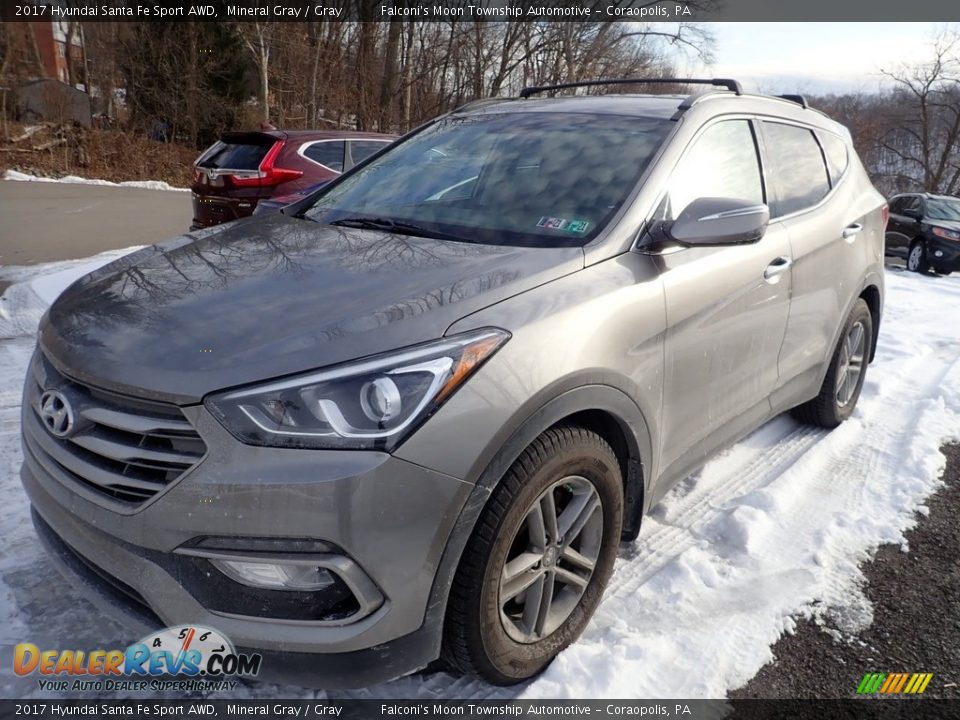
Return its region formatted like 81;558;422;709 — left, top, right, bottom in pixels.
498;475;603;644
908;244;923;271
835;320;866;407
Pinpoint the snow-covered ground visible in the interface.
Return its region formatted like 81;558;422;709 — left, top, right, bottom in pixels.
1;251;959;700
3;170;188;193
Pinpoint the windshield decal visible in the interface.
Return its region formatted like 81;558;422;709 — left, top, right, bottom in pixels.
537;217;591;233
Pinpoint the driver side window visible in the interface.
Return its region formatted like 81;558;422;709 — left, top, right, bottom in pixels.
902;196;922;217
661;120;765;222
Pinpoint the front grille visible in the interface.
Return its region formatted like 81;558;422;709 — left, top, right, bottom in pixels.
24;351;206;506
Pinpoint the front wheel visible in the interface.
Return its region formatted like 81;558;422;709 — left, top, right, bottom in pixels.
442;425;623;684
907;241;930;273
791;299;873;428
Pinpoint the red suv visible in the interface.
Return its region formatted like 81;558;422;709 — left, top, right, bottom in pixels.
190;129;396;229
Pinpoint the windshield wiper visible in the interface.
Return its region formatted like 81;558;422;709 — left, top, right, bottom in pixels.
327;216;474;243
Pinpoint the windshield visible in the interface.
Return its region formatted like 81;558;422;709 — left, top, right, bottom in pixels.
926;196;960;222
304;112;671;247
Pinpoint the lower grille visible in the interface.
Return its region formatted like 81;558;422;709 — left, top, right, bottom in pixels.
24;351;206;506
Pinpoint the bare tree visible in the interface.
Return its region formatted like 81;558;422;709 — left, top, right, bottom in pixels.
238;21;277;123
6;17;721;142
878;28;960;194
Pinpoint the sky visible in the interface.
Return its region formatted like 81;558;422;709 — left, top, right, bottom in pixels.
685;22;947;95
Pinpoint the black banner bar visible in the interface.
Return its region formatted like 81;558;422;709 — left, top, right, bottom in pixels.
1;700;958;719
2;0;960;22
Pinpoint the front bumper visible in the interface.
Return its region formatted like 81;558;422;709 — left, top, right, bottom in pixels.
927;236;960;272
30;508;444;688
21;391;473;686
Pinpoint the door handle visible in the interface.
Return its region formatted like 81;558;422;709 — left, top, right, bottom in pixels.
763;256;793;282
842;223;863;240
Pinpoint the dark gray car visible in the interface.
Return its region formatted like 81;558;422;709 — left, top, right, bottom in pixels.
885;192;960;274
20;79;887;687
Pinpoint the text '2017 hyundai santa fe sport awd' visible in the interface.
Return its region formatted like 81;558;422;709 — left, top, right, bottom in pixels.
21;78;887;687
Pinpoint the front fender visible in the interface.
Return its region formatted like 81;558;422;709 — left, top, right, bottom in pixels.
417;383;654;657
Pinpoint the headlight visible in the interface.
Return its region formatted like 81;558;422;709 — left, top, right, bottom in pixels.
932;226;960;241
205;328;509;450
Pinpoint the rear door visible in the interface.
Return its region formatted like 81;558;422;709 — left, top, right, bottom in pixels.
656;118;793;486
885;196;907;256
886;194;921;257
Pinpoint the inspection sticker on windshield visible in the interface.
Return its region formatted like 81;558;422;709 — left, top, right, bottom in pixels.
537;217;591;233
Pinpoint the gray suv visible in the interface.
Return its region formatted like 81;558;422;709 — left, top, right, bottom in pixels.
20;79;887;687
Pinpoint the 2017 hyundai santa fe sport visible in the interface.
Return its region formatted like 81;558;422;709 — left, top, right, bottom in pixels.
21;79;887;687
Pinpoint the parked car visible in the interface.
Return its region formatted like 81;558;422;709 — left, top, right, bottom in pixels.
190;129;395;229
885;192;960;274
22;79;887;688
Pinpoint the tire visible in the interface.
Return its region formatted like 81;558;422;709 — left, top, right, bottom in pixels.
442;425;623;684
791;299;873;429
907;241;930;273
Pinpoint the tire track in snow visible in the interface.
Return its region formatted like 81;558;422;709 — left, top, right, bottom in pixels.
682;349;960;698
609;423;821;599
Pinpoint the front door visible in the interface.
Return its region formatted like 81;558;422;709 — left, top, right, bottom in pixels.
651;118;792;488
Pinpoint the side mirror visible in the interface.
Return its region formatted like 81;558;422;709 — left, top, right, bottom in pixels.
903;208;922;220
668;197;770;246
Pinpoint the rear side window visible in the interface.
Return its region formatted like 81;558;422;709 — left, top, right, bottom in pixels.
663;119;764;220
819;132;849;186
763;122;831;217
303;141;345;172
197;141;271;170
351;140;390;165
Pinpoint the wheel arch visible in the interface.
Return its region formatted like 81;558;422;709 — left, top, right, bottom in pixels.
420;385;654;660
559;407;647;541
468;386;654;541
859;282;882;363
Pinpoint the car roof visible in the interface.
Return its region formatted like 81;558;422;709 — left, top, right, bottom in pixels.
454;90;847;136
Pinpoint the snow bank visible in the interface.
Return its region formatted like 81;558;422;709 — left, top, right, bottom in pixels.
0;248;143;340
0;256;958;700
3;169;188;192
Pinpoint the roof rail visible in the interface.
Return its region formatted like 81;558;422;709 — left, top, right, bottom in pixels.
519;77;743;99
777;94;809;109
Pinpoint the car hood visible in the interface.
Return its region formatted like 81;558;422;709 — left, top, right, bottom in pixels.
927;219;960;232
40;214;583;404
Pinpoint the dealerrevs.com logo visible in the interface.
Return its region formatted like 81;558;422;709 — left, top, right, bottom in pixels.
13;625;262;693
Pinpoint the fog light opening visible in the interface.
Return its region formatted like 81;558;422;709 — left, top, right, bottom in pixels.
213;559;336;591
